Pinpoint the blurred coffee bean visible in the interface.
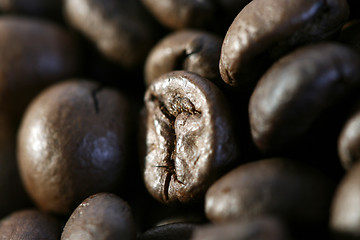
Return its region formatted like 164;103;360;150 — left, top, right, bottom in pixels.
219;0;349;90
191;217;289;240
249;43;360;152
145;30;222;87
0;0;63;19
138;223;196;240
61;193;136;240
0;209;61;240
142;70;238;205
17;80;131;215
64;0;161;69
0;16;80;123
338;101;360;170
331;162;360;240
205;158;335;229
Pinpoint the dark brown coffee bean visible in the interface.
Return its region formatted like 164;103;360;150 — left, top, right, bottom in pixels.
0;209;60;240
65;0;159;69
61;193;136;240
142;70;238;205
205;158;334;228
191;217;289;240
219;0;349;89
0;0;62;18
17;80;131;215
140;0;215;30
138;223;196;240
0;16;80;122
249;43;360;152
145;30;222;87
330;162;360;240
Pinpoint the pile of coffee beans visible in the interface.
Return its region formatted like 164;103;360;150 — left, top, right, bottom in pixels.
1;0;360;239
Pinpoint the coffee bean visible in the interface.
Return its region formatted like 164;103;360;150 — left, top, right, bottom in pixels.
17;80;131;215
140;0;215;30
249;43;360;152
61;193;136;240
339;20;360;53
205;158;334;228
0;209;60;240
191;217;289;240
138;223;196;240
145;30;222;87
64;0;160;69
0;16;80;122
142;70;238;205
219;0;349;89
330;162;360;240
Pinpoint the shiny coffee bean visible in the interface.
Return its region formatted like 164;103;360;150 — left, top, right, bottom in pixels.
65;0;159;69
138;223;196;240
17;80;131;215
61;193;136;240
140;0;215;30
249;43;360;152
330;162;360;240
219;0;349;89
142;70;238;205
205;158;334;228
0;16;80;122
191;217;289;240
145;30;222;87
0;209;60;240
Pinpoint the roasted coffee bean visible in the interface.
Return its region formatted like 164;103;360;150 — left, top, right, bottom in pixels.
0;209;60;240
61;193;136;240
249;43;360;152
191;217;289;240
0;16;80;122
138;223;196;240
219;0;349;89
145;30;222;87
142;70;238;205
330;161;360;240
17;80;131;215
140;0;215;30
205;158;334;229
0;0;62;18
65;0;160;69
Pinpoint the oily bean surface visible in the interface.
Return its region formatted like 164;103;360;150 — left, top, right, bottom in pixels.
138;223;196;240
0;16;80;121
205;158;334;227
61;193;135;240
219;0;349;88
0;209;60;240
143;70;238;205
249;43;360;152
17;80;130;215
65;0;159;69
145;30;222;86
330;162;360;239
